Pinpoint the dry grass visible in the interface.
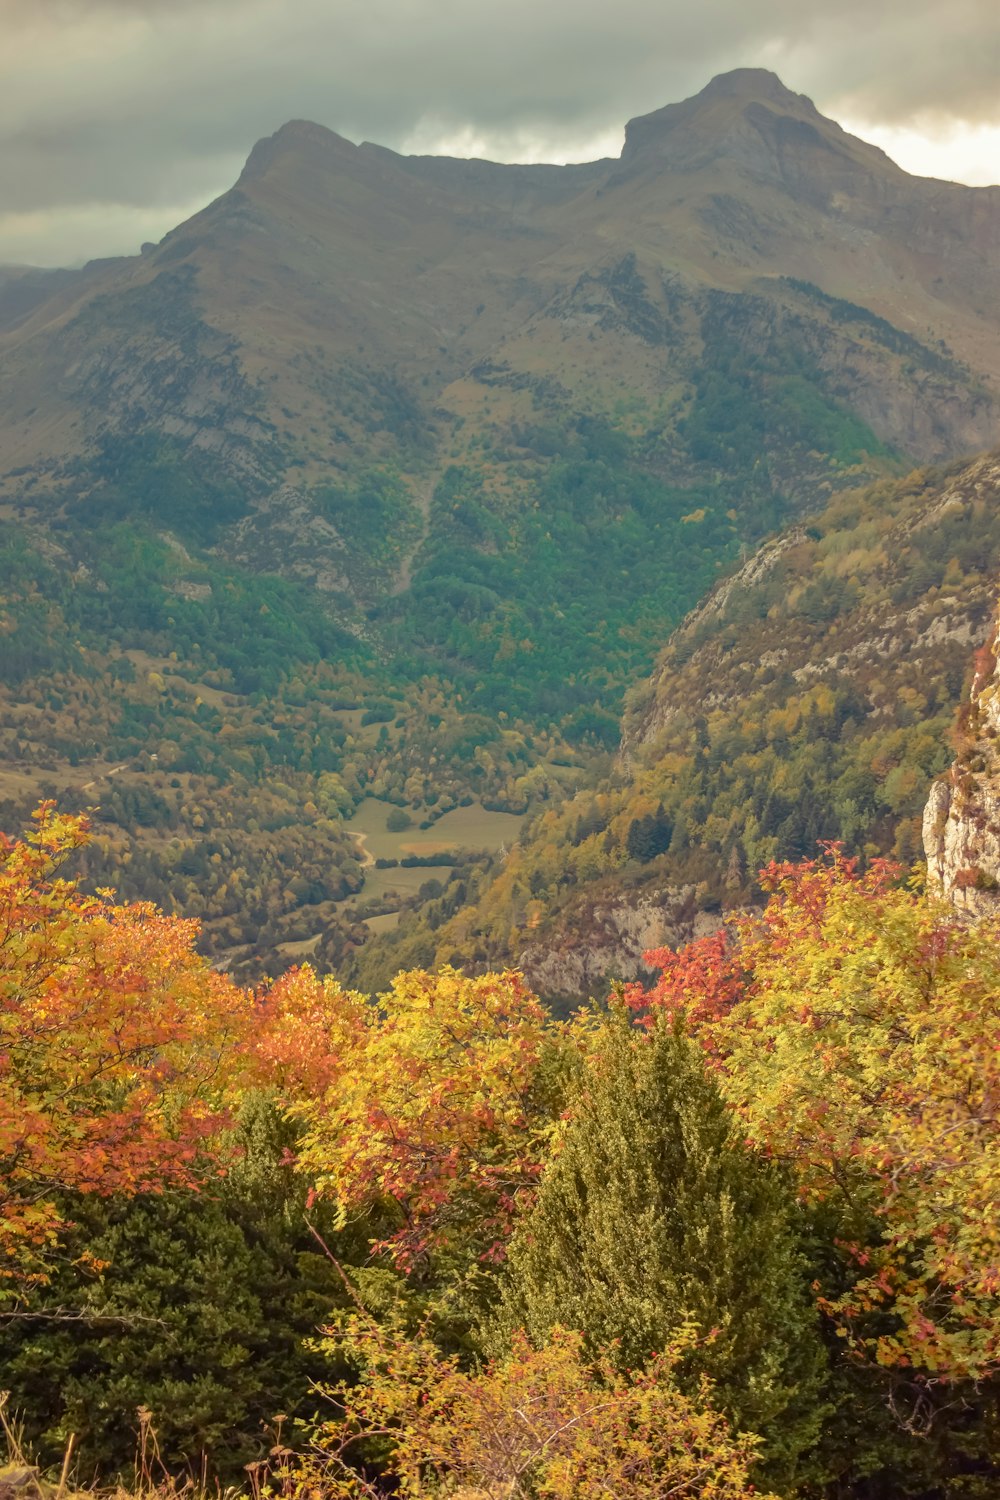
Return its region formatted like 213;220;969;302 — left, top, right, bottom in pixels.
0;1395;244;1500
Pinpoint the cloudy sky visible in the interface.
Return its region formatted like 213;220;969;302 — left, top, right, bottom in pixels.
3;0;999;266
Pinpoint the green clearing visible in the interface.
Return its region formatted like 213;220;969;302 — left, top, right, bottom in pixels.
345;798;524;864
364;910;402;935
339;798;525;920
360;864;436;904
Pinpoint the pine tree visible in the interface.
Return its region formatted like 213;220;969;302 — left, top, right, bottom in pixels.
625;804;672;862
490;1012;829;1493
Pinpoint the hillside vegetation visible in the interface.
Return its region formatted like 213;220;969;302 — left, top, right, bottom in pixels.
358;453;1000;997
4;805;1000;1498
4;70;1000;968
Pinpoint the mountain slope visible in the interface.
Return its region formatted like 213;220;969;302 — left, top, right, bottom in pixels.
3;70;999;512
3;70;1000;979
358;452;1000;999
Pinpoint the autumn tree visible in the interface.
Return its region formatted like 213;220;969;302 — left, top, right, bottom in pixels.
288;966;573;1279
637;848;1000;1397
295;1312;775;1500
0;804;251;1286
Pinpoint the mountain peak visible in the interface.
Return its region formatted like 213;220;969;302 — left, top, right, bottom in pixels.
621;68;823;163
238;118;358;185
619;66;897;188
696;67;816;110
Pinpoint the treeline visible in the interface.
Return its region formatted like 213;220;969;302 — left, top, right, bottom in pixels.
4;808;1000;1497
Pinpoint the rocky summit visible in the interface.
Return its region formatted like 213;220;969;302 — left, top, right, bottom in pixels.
3;68;1000;536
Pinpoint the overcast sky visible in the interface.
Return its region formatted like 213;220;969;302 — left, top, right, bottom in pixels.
3;0;999;267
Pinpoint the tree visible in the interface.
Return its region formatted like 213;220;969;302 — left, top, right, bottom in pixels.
289;967;569;1278
0;1096;354;1482
491;1011;827;1492
0;804;250;1287
637;848;1000;1392
625;804;673;862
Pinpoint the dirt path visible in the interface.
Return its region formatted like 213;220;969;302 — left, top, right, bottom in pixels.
80;763;129;792
349;829;376;869
391;473;436;597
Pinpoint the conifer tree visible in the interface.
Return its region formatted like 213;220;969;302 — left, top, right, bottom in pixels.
491;1012;828;1492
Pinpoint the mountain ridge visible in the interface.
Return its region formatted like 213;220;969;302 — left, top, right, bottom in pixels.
3;69;1000;513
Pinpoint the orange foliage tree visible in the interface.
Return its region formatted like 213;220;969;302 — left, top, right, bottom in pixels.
0;804;252;1287
281;966;571;1274
631;848;1000;1390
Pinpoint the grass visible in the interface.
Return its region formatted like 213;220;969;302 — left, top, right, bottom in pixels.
344;798;523;866
0;1394;239;1500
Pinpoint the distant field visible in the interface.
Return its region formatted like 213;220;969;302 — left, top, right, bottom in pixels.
361;864;435;903
331;708;367;733
345;797;524;864
340;798;524;918
365;910;402;935
274;932;322;960
428;801;525;849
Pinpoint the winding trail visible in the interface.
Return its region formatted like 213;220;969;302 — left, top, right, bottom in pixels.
80;763;129;793
391;472;437;597
348;828;376;869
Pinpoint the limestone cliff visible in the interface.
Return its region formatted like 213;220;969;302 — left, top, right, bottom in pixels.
516;884;723;1003
924;602;1000;917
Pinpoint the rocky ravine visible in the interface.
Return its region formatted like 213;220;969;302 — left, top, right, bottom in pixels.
924;599;1000;918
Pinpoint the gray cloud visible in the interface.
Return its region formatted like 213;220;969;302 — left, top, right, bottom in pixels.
2;0;998;264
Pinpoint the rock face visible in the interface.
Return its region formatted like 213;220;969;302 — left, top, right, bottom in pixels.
517;884;723;1002
924;604;1000;918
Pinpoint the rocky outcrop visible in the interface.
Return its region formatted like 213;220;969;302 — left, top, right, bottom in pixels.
923;604;1000;918
516;883;723;1001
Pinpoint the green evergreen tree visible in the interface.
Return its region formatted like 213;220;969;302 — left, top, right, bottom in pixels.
0;1096;355;1482
490;1013;829;1493
626;804;673;862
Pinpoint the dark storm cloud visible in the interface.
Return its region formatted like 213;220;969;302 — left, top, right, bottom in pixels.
2;0;998;263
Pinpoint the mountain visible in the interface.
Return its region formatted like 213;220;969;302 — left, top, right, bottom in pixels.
3;70;1000;978
4;70;1000;512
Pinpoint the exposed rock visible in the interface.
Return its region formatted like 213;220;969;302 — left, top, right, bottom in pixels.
224;485;352;594
923;603;1000;918
517;883;723;1000
0;1468;42;1500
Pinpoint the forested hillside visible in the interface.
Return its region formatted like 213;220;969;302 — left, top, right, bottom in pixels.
360;452;1000;997
3;70;1000;973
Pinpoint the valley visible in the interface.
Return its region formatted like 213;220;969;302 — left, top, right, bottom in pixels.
8;54;1000;1500
2;67;1000;994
